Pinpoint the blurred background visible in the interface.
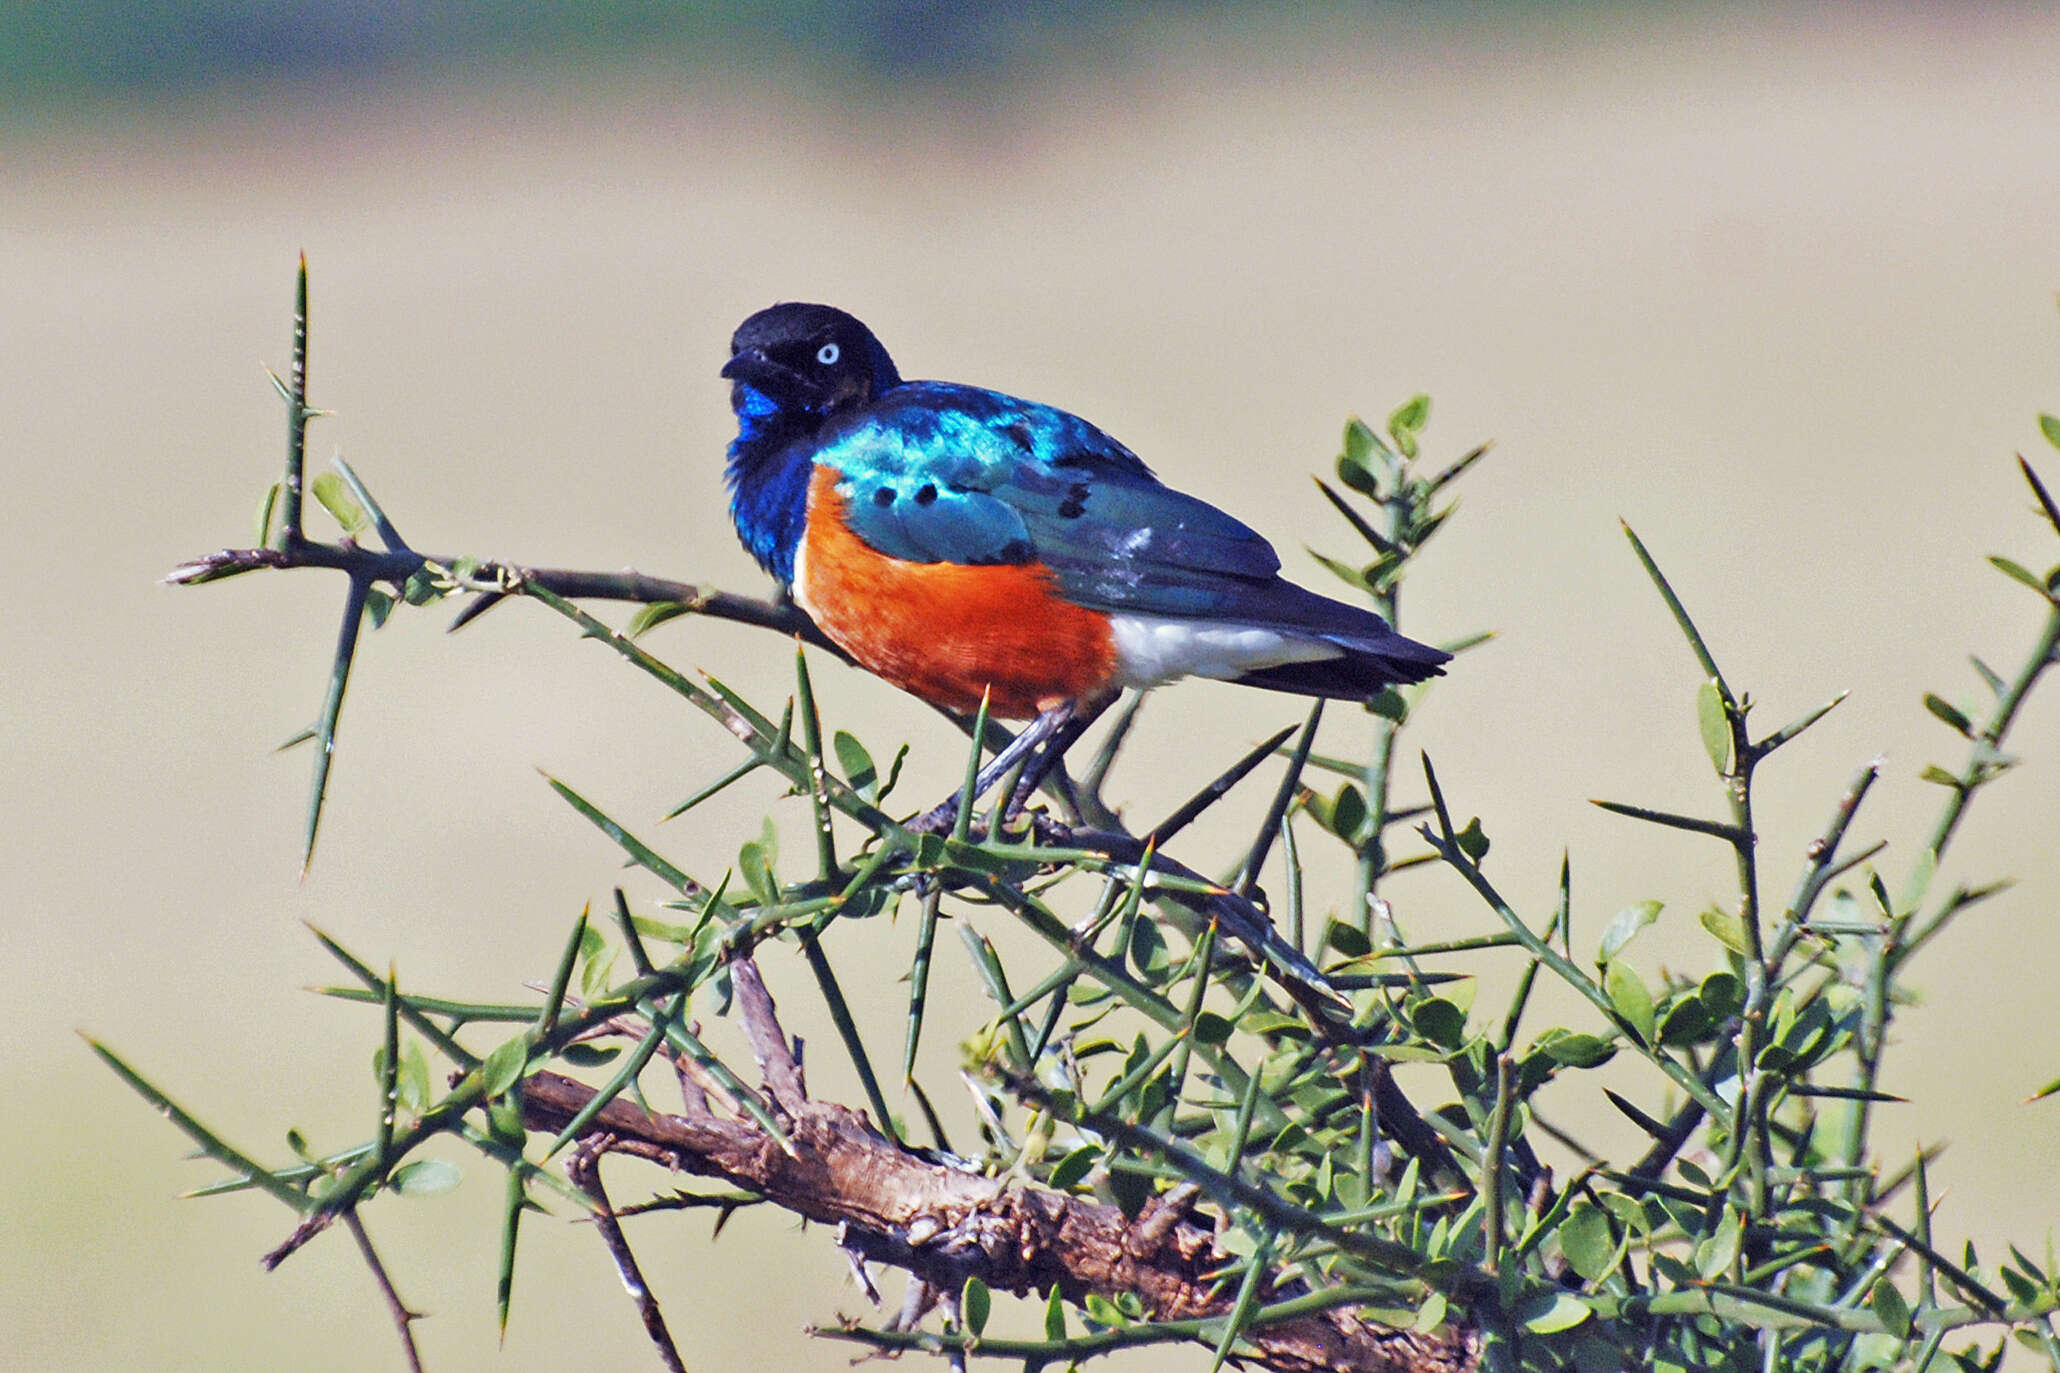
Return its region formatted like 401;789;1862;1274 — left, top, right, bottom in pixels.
7;3;2060;1369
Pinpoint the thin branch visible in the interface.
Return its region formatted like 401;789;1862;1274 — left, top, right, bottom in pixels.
343;1210;424;1373
568;1140;688;1373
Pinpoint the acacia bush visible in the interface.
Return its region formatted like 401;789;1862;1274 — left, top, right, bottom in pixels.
104;265;2060;1372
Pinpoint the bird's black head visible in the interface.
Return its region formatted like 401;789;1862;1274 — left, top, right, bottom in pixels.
721;303;902;420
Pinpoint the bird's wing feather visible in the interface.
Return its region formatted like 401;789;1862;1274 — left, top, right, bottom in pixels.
817;382;1284;590
813;383;1447;680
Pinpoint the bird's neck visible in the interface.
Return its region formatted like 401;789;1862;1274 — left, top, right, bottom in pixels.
725;383;816;585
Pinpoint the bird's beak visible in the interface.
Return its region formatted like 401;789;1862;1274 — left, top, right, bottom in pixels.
720;346;795;389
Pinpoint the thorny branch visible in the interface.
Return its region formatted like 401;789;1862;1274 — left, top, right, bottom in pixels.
521;952;1480;1373
170;524;1472;1191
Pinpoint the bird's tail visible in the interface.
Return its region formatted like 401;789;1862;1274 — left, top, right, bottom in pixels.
1232;630;1450;700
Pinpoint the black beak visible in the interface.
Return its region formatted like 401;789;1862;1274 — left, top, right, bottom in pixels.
720;346;796;389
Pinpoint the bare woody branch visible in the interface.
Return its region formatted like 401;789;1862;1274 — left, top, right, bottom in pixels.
166;540;843;655
520;954;1479;1373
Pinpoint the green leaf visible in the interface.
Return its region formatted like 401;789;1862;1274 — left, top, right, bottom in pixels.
2040;412;2060;453
1194;1011;1235;1046
1518;1290;1592;1334
1306;547;1375;595
558;1043;622;1067
1989;556;2051;595
1603;961;1656;1044
578;921;616;1001
961;1276;991;1337
480;1037;529;1097
1084;1292;1128;1328
1411;997;1467;1050
1048;1144;1098;1191
1330;782;1370;845
398;1041;432;1111
738;840;775;905
832;730;877;796
1325;920;1372;958
253;481;282;545
1456;816;1490;862
1539;1032;1615;1069
390;1158;462;1197
1412;1291;1448;1333
1870;1278;1912;1338
624;601;689;639
1699;905;1752;956
401;566;442;605
1699;970;1744;1019
1697;1206;1742;1280
1044;1284;1067;1341
1560;1201;1615;1282
1366;687;1408;722
1923;693;1974;737
1343;416;1380;469
1598;900;1662;963
362;587;395;629
1999;1263;2042;1307
1696;678;1730;773
487;1092;525;1147
1387;394;1430;459
1919;764;1966;789
1656;997;1712;1047
1129;917;1170;982
309;471;368;536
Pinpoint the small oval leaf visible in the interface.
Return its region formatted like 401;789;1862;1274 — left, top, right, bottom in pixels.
1870;1278;1912;1337
832;730;877;795
390;1157;463;1197
480;1037;529;1097
1559;1202;1616;1282
1699;905;1752;956
1411;997;1468;1050
961;1277;990;1337
1699;970;1745;1019
1598;900;1662;963
1923;693;1973;737
1455;816;1490;862
1539;1032;1616;1069
1696;679;1730;774
1603;961;1656;1044
309;472;368;536
1696;1206;1743;1280
1047;1144;1098;1191
1656;996;1712;1047
1518;1290;1592;1334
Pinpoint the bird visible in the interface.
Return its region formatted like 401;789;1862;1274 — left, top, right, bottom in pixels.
719;302;1451;822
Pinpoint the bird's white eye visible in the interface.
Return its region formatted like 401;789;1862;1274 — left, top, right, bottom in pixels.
816;342;841;366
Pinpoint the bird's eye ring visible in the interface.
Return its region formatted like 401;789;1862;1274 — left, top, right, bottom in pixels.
816;343;841;366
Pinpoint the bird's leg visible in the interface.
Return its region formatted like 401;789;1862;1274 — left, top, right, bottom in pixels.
909;701;1077;835
999;693;1112;823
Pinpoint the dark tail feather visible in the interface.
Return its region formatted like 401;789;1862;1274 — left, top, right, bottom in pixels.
1233;634;1449;701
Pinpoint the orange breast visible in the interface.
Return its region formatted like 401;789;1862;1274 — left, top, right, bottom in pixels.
796;466;1118;718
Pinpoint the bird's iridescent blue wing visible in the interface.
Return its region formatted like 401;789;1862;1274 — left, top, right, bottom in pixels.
814;383;1446;683
816;382;1279;585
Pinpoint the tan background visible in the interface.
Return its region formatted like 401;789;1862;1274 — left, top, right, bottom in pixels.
7;7;2060;1369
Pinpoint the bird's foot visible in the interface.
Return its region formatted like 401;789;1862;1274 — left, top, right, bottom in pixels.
905;786;1042;838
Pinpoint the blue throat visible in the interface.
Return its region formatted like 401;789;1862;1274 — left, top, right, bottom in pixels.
725;382;814;584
